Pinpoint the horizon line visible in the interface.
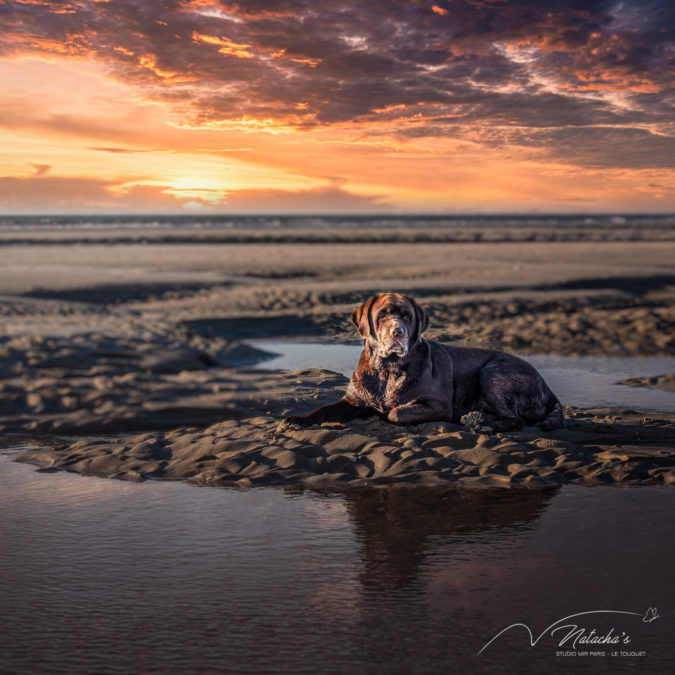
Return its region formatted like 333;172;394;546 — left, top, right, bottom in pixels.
2;212;675;219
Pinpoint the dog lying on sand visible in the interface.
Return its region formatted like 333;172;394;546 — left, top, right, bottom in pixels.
286;293;564;433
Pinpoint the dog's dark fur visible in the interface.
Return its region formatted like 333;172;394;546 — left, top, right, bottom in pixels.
286;293;564;433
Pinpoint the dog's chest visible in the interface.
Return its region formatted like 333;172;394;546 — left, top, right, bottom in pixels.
355;369;411;412
383;371;409;408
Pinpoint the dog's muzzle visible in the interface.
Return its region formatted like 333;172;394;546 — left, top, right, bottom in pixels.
379;323;409;357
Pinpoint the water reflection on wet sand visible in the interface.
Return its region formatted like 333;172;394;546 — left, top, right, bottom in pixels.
0;455;673;674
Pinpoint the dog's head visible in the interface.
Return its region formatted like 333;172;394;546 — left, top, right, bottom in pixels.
350;293;429;362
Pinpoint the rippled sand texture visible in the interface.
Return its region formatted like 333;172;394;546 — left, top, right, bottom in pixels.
16;392;675;487
2;220;674;487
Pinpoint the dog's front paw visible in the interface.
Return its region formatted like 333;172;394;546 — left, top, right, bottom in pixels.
286;415;306;425
387;407;404;424
277;416;305;433
460;410;494;434
460;410;485;427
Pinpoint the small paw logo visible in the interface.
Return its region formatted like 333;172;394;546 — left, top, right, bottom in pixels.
642;607;659;623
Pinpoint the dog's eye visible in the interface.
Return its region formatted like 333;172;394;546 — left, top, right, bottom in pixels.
401;311;410;320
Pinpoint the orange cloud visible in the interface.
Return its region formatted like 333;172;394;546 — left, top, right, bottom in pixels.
30;163;50;176
138;54;194;83
192;32;255;59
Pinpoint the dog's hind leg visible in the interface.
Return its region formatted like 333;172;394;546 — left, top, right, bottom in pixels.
540;399;564;431
473;359;560;433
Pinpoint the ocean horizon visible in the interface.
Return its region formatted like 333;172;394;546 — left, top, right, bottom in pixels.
1;212;674;232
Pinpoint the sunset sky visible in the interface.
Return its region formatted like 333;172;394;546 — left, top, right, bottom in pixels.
0;0;673;214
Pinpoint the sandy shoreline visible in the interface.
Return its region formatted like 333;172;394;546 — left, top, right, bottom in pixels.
13;400;675;488
620;373;675;391
2;223;674;488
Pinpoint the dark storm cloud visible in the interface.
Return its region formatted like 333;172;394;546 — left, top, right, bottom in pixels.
1;0;673;167
529;127;675;169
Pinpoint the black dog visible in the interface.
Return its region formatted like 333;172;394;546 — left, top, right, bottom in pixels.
286;293;564;433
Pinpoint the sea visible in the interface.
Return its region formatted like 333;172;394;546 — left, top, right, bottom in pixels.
0;213;674;232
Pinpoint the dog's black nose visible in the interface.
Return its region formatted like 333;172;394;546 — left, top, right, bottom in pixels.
391;326;403;337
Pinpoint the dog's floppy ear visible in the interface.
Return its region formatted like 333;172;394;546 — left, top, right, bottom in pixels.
351;295;379;338
408;296;429;343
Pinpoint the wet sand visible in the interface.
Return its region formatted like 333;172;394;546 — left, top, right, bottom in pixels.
620;373;675;391
2;221;674;487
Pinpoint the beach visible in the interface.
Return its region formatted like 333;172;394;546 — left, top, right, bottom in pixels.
2;218;674;487
3;1;673;670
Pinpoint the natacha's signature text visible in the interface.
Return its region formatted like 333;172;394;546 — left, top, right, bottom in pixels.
552;625;630;649
478;608;659;655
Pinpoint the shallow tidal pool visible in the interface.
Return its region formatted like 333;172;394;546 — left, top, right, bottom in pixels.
0;450;673;674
